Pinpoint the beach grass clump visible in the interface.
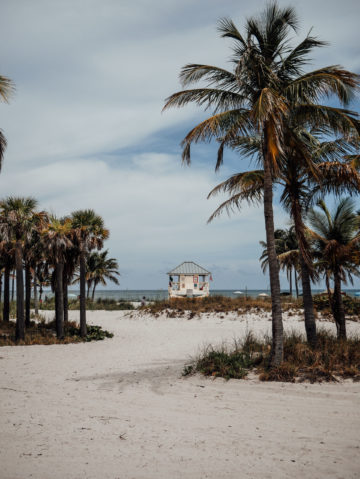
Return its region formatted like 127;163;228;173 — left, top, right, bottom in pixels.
184;330;360;383
0;318;113;346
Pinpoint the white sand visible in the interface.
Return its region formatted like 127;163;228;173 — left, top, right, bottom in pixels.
1;310;360;479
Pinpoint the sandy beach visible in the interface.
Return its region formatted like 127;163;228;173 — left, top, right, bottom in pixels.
1;310;360;479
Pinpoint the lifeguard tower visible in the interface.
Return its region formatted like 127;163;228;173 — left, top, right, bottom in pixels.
167;261;211;298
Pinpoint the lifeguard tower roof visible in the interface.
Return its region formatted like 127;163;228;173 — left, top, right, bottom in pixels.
167;261;211;275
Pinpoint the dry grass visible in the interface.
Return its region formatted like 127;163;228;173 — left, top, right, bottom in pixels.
142;295;302;316
184;330;360;383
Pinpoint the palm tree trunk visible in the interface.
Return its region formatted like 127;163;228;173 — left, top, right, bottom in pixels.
63;270;68;324
34;274;39;316
91;283;96;301
3;264;10;322
0;272;2;304
25;264;31;327
299;254;317;347
15;241;25;341
86;282;90;299
263;141;283;366
55;262;64;339
295;269;299;298
11;270;15;302
79;247;87;337
332;271;346;339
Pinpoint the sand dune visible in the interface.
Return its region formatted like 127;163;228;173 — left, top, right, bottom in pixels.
1;310;359;478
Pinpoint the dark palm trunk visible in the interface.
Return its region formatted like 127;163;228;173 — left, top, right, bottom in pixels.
91;283;96;301
299;254;317;347
263;139;283;366
291;195;317;346
63;271;68;324
15;241;25;341
332;271;346;339
25;264;31;327
79;247;87;337
0;272;2;303
86;282;91;299
11;270;15;302
34;275;39;315
3;264;10;322
55;262;64;339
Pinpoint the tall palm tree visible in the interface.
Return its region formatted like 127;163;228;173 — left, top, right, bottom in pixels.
208;135;360;346
71;210;109;337
0;197;47;340
308;198;360;339
86;250;120;301
42;217;73;339
163;3;360;365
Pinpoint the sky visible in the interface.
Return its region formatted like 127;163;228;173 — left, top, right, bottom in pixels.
0;0;359;290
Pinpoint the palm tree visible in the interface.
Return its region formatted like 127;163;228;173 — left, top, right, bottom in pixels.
307;198;360;339
260;227;299;296
0;75;15;168
208;135;360;346
42;217;73;339
163;3;360;365
71;210;109;337
0;197;47;340
86;250;120;301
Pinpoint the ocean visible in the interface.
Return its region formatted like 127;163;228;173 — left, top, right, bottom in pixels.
61;289;360;301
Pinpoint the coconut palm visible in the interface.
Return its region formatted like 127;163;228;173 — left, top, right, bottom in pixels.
41;217;74;338
0;75;15;169
0;197;47;340
86;250;120;301
71;210;109;337
164;2;360;365
208;133;360;346
307;198;360;339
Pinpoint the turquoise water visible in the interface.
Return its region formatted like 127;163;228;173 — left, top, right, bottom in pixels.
62;289;360;301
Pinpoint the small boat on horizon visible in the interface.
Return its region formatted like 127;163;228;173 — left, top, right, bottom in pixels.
233;291;243;294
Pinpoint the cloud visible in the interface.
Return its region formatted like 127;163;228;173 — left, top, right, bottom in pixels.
0;0;359;289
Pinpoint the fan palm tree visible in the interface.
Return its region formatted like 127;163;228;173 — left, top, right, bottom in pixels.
41;217;74;339
0;75;15;168
163;2;360;365
208;134;360;346
307;198;360;339
259;227;299;296
0;197;47;340
85;250;120;301
71;210;109;337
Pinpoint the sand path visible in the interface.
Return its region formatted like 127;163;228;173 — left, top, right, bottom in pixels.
1;310;359;478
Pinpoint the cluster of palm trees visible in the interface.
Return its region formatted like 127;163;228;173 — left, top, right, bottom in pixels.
0;197;119;341
164;2;360;365
260;197;360;340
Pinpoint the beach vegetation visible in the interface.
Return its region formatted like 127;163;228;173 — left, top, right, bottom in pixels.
183;330;360;382
0;318;113;346
164;1;360;366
